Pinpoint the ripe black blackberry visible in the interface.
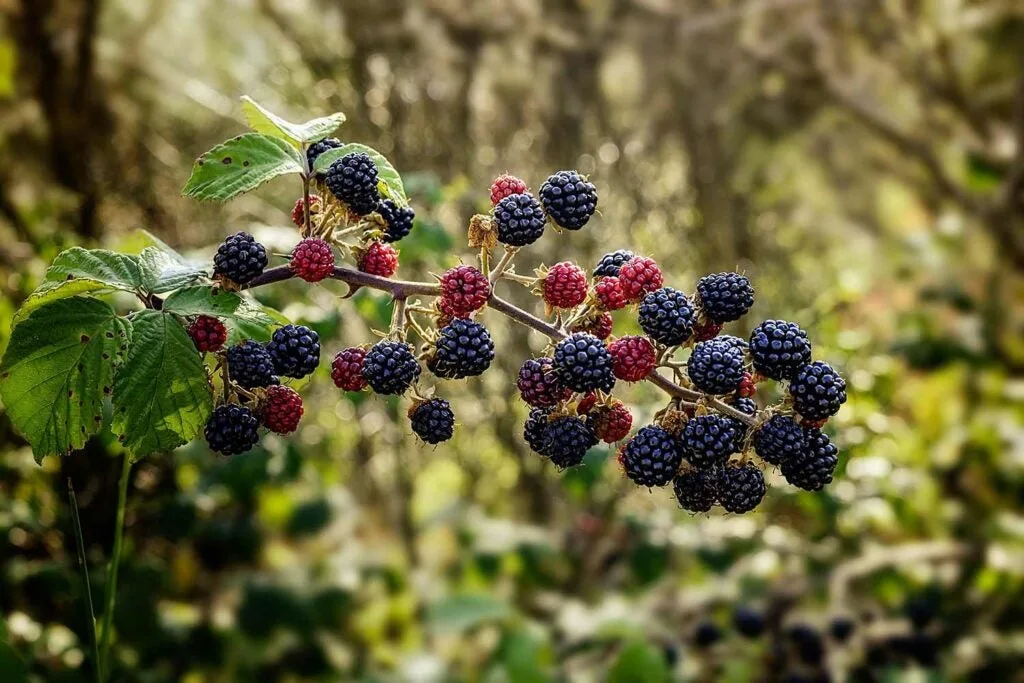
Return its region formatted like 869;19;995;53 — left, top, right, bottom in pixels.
204;404;260;456
726;396;758;438
621;425;683;487
695;272;754;323
789;361;847;421
306;137;342;175
361;340;421;395
517;357;571;407
673;468;718;512
693;621;722;648
552;332;616;393
544;415;598;469
748;320;812;380
524;407;552;456
687;337;746;394
428;319;495;379
494;192;547;246
227;340;278;389
829;616;855;642
409;398;455;444
213;231;268;285
753;415;807;466
733;606;765;638
593;250;635;277
539;170;598;230
267;325;320;379
718;462;766;513
324;152;380;215
681;414;743;468
377;199;415;243
782;427;838;491
787;624;825;667
638;287;695;346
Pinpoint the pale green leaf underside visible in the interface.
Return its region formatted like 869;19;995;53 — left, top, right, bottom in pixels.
162;286;278;343
111;310;213;460
312;143;408;205
0;298;132;463
14;278;119;325
182;133;304;202
139;246;207;293
240;96;346;150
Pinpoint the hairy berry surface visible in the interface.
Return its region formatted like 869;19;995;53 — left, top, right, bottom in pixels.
552;332;616;393
608;336;656;382
267;324;320;379
188;315;227;352
748;320;812;380
517;357;571;407
789;361;847;420
290;238;335;282
324;152;380;215
494;192;546;246
638;287;695;345
331;347;368;391
428;319;495;379
361;340;421;395
696;272;755;323
687;337;746;394
213;232;268;285
539;170;598;230
205;405;260;456
542;261;588;309
409;398;455;444
622;425;684;487
261;385;303;434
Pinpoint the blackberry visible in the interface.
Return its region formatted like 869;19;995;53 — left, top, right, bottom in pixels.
489;174;529;205
782;427;838;491
524;407;552;456
789;361;847;421
673;468;718;513
361;340;421;395
428;319;495;379
331;347;367;391
829;616;855;642
593;250;635;277
213;231;268;285
205;404;260;456
357;241;398;278
753;415;806;466
552;332;616;393
260;385;303;435
681;414;742;468
571;311;613;340
638;287;695;346
267;325;320;379
748;320;812;380
621;425;683;487
290;238;335;282
543;415;597;469
687;337;746;394
695;272;754;323
733;606;765;638
440;265;491;317
188;315;227;352
693;621;722;648
787;625;825;666
608;335;657;382
539;170;598;230
377;199;415;243
409;398;455;444
291;194;321;227
494;192;547;246
324;152;380;215
227;341;278;389
718;462;766;513
594;276;626;311
726;395;758;438
517;357;571;407
591;401;632;443
542;261;588;309
306;137;342;175
618;256;663;301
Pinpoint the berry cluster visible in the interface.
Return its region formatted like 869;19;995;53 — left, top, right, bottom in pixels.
194;151;847;518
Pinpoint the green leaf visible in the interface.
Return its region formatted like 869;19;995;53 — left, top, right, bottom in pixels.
111;310;213;460
0;298;132;463
312;143;407;205
182;133;304;202
240;96;346;149
16;248;144;323
608;641;670;683
162;287;280;343
139;247;207;294
427;595;510;634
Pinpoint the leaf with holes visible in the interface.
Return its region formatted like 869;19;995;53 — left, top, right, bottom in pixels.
182;133;304;202
241;96;346;151
111;311;213;460
0;298;132;463
312;142;407;205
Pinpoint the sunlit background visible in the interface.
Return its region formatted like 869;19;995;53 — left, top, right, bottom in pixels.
1;0;1023;681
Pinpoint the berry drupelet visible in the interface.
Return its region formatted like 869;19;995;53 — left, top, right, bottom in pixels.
571;312;614;340
542;261;588;309
260;385;304;435
440;265;491;317
593;250;635;277
618;256;664;302
552;332;616;393
188;315;227;352
681;414;743;469
781;427;838;491
718;462;766;513
673;468;718;513
524;407;552;456
608;335;657;382
539;170;598;230
305;137;342;176
361;340;421;395
489;174;528;205
753;415;807;466
543;415;598;469
409;398;456;444
290;238;335;283
377;199;415;243
213;231;268;286
591;400;633;443
358;241;399;278
594;276;627;311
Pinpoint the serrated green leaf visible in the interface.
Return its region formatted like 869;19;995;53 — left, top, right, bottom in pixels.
163;287;281;344
14;278;120;326
111;311;212;460
139;247;208;293
0;298;132;463
240;96;345;150
608;641;670;683
182;133;304;202
312;143;407;205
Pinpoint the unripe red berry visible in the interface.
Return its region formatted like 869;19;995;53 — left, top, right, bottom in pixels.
291;194;321;228
592;401;632;443
489;174;529;205
608;335;657;382
801;416;828;429
571;311;613;340
358;241;398;278
290;237;335;282
594;276;627;311
737;372;757;398
618;256;663;302
693;320;723;342
440;265;491;317
542;262;588;309
436;297;460;327
261;385;304;434
331;347;368;391
576;392;599;415
188;315;227;352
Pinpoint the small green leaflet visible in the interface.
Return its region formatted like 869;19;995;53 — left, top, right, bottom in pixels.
163;286;279;342
15;248;143;324
111;311;212;460
0;298;132;463
312;143;408;205
608;641;670;683
240;96;346;151
139;246;207;294
182;133;304;202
